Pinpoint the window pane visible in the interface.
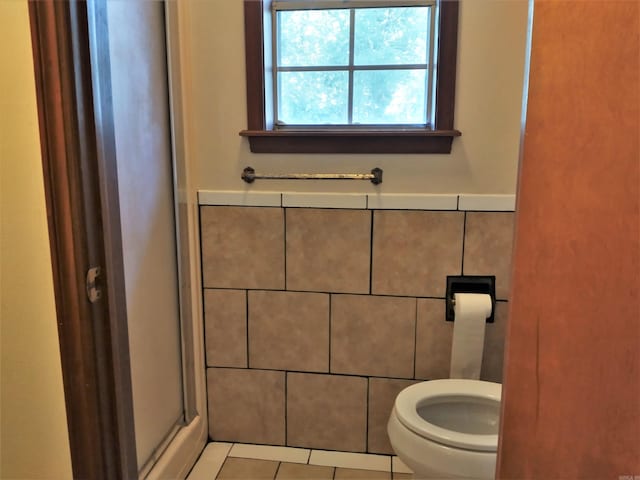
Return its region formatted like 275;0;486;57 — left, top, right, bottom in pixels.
354;7;430;65
278;71;349;124
278;10;350;67
353;69;427;124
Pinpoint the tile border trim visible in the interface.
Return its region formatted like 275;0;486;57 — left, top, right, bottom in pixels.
198;190;516;212
367;193;458;210
198;190;282;207
457;194;516;211
283;192;367;209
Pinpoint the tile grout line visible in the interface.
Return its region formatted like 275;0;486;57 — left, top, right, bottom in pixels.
198;205;208;371
273;461;282;480
215;455;232;480
365;377;370;453
207;365;418;382
198;206;215;438
413;298;418;380
245;290;250;368
220;444;397;474
461;211;467;274
202;285;451;301
198;197;515;212
284;372;288;446
369;210;374;295
328;295;332;373
283;207;288;290
198;205;205;290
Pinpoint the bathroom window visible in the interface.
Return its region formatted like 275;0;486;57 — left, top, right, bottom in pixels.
274;1;435;127
240;0;461;153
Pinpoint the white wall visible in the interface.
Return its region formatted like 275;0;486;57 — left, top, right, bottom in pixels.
182;0;528;194
0;1;73;478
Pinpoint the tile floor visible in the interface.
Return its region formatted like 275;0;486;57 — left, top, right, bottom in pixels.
187;443;414;480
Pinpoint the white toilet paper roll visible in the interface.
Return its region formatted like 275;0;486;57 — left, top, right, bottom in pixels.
449;293;493;380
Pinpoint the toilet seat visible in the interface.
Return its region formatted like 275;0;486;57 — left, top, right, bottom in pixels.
394;379;501;452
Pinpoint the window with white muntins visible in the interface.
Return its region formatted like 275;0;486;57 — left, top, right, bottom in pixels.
241;0;460;154
272;0;438;128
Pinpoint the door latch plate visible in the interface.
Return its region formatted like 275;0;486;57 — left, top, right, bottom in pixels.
86;266;102;303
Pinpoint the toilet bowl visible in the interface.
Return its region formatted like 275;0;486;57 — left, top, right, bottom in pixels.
387;379;501;479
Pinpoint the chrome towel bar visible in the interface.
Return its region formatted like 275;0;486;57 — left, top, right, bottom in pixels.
241;166;383;185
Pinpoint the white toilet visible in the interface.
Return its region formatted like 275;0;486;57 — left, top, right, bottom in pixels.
387;379;501;479
387;291;501;479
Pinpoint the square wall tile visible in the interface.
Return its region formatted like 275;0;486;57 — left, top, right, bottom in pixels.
207;368;285;445
204;289;247;368
201;206;284;289
372;211;464;297
287;373;367;452
463;212;515;300
248;291;329;372
286;209;371;294
331;295;416;378
368;378;419;454
415;299;453;380
481;301;508;383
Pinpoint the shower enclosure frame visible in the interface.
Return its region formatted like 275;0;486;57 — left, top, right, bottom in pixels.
28;1;207;478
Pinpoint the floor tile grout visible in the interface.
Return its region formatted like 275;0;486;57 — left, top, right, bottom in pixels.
205;442;412;479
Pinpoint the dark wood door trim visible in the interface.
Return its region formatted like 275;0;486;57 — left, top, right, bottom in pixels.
28;1;137;478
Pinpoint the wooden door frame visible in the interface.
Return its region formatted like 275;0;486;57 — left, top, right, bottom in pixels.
28;1;138;478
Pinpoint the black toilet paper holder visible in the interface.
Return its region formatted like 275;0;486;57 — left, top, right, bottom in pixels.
445;275;496;323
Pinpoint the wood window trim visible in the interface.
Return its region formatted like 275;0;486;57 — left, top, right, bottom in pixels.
240;0;461;154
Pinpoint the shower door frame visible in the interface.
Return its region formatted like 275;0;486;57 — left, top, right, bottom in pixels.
28;1;207;478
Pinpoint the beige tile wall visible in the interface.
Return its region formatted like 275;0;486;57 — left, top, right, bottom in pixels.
287;373;368;452
202;207;514;454
372;211;465;297
286;209;371;293
248;291;329;372
331;295;415;378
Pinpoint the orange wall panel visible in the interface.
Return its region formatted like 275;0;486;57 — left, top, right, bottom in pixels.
498;1;640;478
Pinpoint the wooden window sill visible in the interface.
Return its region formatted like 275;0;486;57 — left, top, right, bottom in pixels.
239;129;462;154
